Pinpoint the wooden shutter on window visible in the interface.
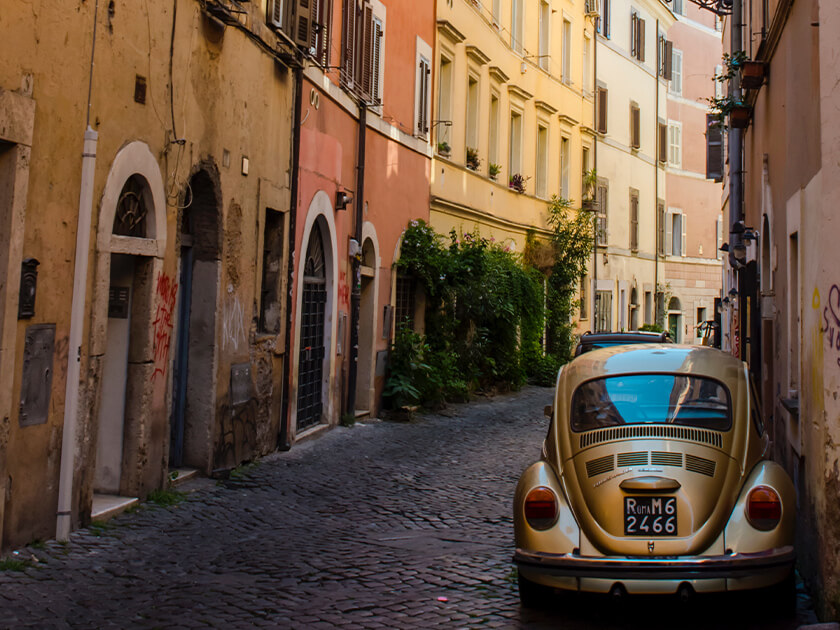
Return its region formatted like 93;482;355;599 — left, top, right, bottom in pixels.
630;14;638;57
663;40;673;80
631;105;640;149
657;202;665;255
681;214;687;257
372;17;383;104
658;122;667;163
638;18;645;61
418;59;430;135
630;191;639;251
665;211;673;256
358;2;374;102
312;0;331;66
706;114;723;182
341;0;357;89
597;87;608;134
292;0;313;47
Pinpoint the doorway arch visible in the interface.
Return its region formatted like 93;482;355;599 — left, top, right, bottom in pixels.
355;224;380;416
667;296;683;343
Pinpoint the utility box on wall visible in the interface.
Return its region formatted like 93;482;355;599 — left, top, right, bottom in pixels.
19;323;55;427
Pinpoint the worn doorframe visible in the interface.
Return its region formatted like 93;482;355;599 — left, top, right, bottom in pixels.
355;221;381;415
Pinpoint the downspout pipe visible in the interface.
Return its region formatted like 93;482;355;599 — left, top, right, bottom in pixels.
654;18;661;327
57;0;100;541
591;23;598;334
346;104;367;417
728;0;746;360
279;61;304;451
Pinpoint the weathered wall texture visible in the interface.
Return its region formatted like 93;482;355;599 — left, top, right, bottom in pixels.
0;0;295;547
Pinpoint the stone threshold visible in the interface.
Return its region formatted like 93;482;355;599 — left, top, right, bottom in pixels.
91;494;138;522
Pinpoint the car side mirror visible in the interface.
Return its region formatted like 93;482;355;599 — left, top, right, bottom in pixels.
544;405;553;418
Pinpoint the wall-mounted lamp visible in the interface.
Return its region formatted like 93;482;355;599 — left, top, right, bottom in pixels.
728;288;739;297
732;242;747;261
719;242;729;252
336;189;353;211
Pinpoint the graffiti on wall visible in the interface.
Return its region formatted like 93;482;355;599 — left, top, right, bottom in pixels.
222;289;246;352
820;284;840;368
214;398;258;471
151;271;178;381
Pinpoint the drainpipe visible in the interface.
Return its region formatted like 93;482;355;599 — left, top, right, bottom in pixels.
346;104;366;417
728;0;745;360
57;0;100;540
654;18;661;327
279;62;304;451
591;24;598;334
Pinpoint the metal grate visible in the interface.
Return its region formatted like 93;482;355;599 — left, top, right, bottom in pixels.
685;454;716;477
585;454;615;478
651;451;683;467
297;225;327;432
617;452;649;467
579;425;723;449
394;274;416;331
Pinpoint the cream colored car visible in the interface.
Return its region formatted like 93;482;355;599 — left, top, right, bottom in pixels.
514;345;795;608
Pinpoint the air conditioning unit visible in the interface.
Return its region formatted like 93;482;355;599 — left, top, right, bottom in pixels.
585;0;601;17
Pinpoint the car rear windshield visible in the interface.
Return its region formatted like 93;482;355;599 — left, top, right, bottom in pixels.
571;374;731;432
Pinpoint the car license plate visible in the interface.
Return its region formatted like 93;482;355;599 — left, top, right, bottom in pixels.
624;496;677;536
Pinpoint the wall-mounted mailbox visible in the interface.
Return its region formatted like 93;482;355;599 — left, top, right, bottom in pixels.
18;258;39;319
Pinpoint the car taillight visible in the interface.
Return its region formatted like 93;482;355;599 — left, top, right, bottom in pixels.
746;485;782;531
524;487;558;530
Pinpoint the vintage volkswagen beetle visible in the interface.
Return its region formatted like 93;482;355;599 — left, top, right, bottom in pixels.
514;345;795;606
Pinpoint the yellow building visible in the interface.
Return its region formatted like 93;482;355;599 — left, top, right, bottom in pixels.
432;0;596;254
590;0;675;333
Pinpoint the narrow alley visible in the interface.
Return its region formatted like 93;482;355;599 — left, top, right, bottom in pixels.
0;388;818;629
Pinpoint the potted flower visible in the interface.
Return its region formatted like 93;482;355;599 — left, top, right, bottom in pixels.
466;147;481;171
509;173;529;194
729;104;752;128
740;60;766;90
488;163;501;181
436;141;451;158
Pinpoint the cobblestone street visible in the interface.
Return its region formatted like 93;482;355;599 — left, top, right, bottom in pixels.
0;387;819;629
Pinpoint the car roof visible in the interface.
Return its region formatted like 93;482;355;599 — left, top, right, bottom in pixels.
562;344;747;389
578;331;672;343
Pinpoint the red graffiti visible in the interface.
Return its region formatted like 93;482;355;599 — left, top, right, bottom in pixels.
151;271;178;381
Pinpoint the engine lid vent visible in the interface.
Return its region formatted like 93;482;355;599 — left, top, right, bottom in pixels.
579;425;724;449
685;454;716;477
586;454;615;478
651;451;683;467
617;452;649;467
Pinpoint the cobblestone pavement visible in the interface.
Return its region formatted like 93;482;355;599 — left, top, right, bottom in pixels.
0;387;820;629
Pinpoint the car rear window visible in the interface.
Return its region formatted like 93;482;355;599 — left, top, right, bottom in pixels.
571;374;731;432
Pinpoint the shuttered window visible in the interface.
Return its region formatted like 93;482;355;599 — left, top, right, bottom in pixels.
659;37;672;79
630;103;640;149
657;201;665;256
669;49;683;95
706;114;723;182
629;189;639;252
658;122;668;163
416;57;431;137
668;122;682;167
340;0;383;104
596;183;608;246
597;87;608;134
631;12;645;62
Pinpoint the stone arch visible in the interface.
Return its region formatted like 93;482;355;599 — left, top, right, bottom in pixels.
291;191;338;438
355;222;381;416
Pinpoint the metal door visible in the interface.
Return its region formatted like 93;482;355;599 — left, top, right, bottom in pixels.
297;224;327;432
170;240;193;467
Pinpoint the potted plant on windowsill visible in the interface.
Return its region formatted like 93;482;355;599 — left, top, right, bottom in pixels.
466;147;481;171
436;141;451;158
488;163;501;181
740;60;766;90
509;173;529;194
729;104;752;128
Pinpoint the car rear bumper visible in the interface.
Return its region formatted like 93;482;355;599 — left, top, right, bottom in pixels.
514;545;795;581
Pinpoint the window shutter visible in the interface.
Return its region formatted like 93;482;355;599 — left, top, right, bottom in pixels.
597;87;608;134
658;122;667;163
665;211;673;256
657;202;665;255
681;213;687;257
341;0;357;89
630;14;637;57
359;2;375;102
631;106;640;149
372;17;383;105
706;114;723;182
663;40;673;80
638;19;645;62
268;0;284;28
630;192;639;251
292;0;313;48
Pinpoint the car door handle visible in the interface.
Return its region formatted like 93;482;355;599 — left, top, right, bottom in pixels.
619;476;682;492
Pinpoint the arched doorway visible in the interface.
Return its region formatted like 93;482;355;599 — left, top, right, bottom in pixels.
630;287;639;331
667;296;683;343
355;238;377;416
170;168;221;470
297;222;327;432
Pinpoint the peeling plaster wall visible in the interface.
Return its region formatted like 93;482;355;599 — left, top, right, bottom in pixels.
0;0;294;546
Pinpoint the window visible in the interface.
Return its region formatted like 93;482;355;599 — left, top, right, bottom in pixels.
597;0;611;38
666;209;686;257
631;11;645;62
582;146;590;191
583;35;592;94
536;125;549;198
259;208;287;334
706;114;723;181
489;93;500;164
492;0;501;26
669;49;683;95
509;110;523;177
560;137;570;197
629;189;639;251
659;36;673;79
658;122;668;163
696;307;707;337
437;55;453;144
415;56;431;138
511;0;524;54
644;290;653;325
657;200;666;255
340;0;384;103
672;0;684;15
715;15;722;31
596;86;608;133
595;290;613;332
395;274;416;330
467;75;479;150
714;64;724;99
539;2;550;71
630;103;640;149
311;0;333;66
580;276;589;319
562;19;572;83
596;182;608;246
668;122;682;167
371;14;384;106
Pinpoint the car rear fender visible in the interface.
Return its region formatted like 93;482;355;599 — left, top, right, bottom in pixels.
724;459;796;553
514;461;579;555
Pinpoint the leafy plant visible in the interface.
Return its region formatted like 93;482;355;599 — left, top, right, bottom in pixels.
147;488;187;507
707;51;749;129
340;413;356;427
383;324;430;409
488;162;501;179
437;141;451;155
466;147;481;170
639;323;664;333
509;173;529;194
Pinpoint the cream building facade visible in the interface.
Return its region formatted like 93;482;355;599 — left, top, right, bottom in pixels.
590;0;675;333
432;0;596;255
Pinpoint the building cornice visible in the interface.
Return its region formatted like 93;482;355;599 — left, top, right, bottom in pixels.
437;20;466;44
507;84;533;102
488;65;509;84
535;100;558;116
430;195;551;237
465;44;491;66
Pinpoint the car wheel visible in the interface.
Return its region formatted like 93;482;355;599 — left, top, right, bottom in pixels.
765;569;797;618
517;571;553;609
